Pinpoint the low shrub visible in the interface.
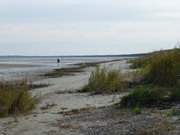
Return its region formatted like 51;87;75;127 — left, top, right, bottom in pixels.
120;85;167;107
0;81;37;117
120;85;180;108
81;67;128;94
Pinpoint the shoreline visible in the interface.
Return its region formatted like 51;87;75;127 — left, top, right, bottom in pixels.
0;59;130;135
0;58;129;82
1;57;179;135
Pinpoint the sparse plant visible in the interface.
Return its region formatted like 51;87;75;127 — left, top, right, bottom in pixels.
132;106;142;114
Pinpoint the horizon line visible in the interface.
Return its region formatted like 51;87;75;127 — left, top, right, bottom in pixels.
0;52;146;57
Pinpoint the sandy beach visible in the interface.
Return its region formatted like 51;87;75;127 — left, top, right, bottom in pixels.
1;0;180;134
0;60;129;135
1;59;179;135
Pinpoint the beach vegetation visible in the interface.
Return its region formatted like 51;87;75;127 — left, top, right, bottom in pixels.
80;66;128;94
120;85;180;108
0;81;37;117
120;85;166;107
132;106;142;114
121;48;180;108
129;48;180;86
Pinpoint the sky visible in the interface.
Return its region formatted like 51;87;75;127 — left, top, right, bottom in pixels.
0;0;180;56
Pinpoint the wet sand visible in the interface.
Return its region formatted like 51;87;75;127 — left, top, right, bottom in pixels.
0;63;43;69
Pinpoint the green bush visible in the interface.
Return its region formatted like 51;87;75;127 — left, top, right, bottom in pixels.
120;85;167;107
81;67;128;94
0;81;36;117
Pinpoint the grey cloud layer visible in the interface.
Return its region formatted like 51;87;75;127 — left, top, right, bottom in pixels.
0;0;180;55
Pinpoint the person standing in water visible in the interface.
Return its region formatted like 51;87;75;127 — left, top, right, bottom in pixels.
57;58;60;63
57;57;62;67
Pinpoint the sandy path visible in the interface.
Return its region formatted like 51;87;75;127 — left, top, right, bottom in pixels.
0;60;129;135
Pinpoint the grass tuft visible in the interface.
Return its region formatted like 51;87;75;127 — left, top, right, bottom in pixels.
0;81;37;117
80;66;128;94
129;48;180;87
132;106;142;114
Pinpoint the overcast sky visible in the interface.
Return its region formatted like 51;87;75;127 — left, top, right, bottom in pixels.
0;0;180;55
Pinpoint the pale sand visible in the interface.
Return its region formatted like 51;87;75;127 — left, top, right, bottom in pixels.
0;60;130;135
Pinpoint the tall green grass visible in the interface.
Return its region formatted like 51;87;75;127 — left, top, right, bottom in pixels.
130;48;180;86
81;67;128;94
121;48;180;108
0;81;36;117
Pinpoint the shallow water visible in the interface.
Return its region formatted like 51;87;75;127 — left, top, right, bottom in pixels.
0;56;131;80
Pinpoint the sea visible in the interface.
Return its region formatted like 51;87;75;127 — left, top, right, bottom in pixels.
0;56;134;80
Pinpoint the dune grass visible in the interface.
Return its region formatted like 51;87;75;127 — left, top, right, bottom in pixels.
129;48;180;86
80;66;128;94
0;81;37;117
121;48;180;108
144;50;180;86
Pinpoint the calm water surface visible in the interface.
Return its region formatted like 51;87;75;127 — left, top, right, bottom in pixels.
0;56;130;80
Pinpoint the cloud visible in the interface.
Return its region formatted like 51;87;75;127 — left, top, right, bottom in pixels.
1;0;180;22
0;0;180;55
